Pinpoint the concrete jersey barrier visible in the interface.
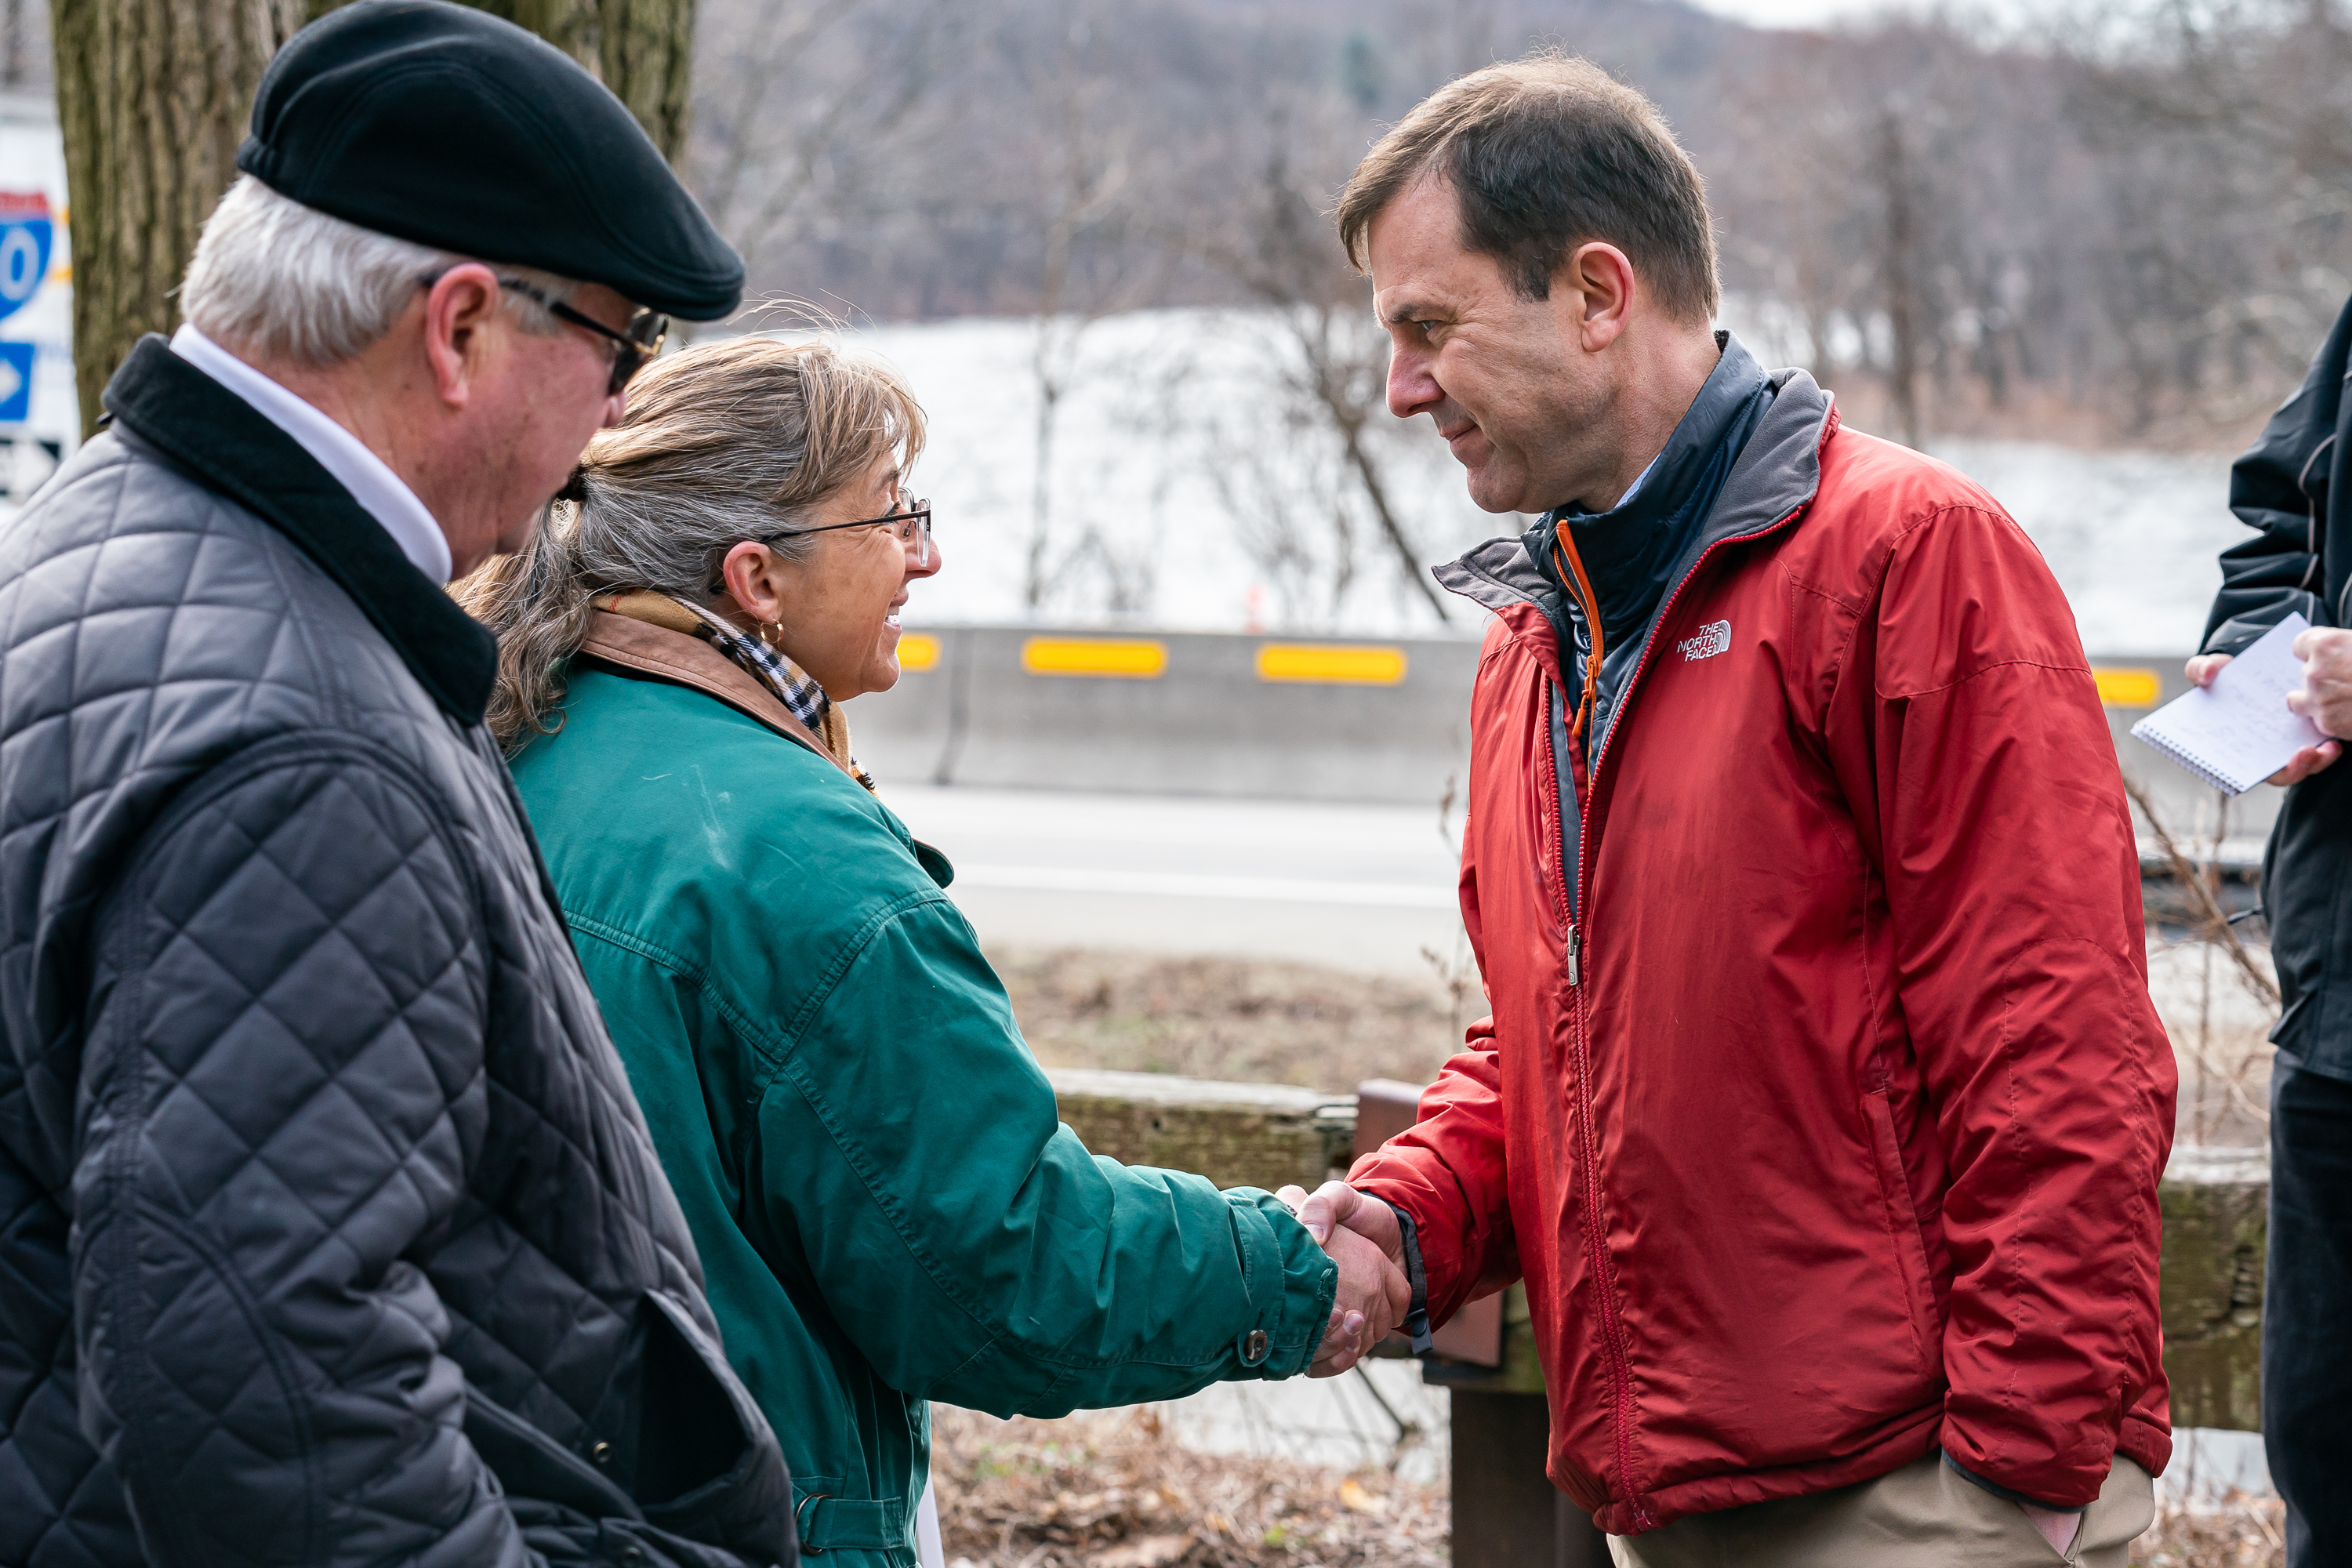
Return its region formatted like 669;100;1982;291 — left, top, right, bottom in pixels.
854;626;1479;804
856;627;2285;848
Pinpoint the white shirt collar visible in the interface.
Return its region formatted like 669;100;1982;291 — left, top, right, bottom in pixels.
1614;452;1662;510
169;324;453;584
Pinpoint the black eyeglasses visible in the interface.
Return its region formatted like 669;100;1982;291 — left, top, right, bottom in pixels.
498;278;667;396
705;499;933;593
413;268;666;396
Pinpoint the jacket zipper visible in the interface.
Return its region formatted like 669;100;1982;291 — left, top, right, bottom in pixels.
1548;706;1647;1526
1543;682;1649;1523
1547;504;1806;1531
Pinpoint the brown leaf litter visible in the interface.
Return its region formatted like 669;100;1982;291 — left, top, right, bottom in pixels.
932;1404;1446;1568
2134;1491;2287;1566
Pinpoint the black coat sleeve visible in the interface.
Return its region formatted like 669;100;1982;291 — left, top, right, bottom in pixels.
72;737;533;1568
2202;292;2352;653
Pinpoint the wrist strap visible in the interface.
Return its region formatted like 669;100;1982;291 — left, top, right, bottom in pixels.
1377;1198;1433;1354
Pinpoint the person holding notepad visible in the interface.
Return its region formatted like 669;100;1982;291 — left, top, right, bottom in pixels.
2186;292;2352;1568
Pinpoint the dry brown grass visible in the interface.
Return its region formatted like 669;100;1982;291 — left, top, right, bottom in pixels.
935;1403;2288;1566
2132;1494;2287;1566
989;948;1467;1094
933;1406;1446;1568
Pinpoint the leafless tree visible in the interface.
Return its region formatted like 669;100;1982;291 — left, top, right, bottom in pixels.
4;0;27;87
1875;103;1925;447
1170;89;1456;624
677;0;2352;466
1014;20;1139;612
687;0;954;296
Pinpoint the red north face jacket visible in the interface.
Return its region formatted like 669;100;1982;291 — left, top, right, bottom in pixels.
1352;373;2175;1534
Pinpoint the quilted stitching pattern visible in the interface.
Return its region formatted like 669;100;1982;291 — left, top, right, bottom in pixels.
0;430;780;1566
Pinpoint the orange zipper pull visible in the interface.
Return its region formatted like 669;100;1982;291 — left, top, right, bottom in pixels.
1551;532;1606;746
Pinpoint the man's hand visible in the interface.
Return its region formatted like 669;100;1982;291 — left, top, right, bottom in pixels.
1281;1181;1410;1376
2288;626;2352;741
1308;1225;1409;1376
2019;1503;2081;1555
2185;651;2343;782
1281;1180;1404;1264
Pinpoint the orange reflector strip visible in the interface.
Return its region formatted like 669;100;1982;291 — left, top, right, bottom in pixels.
1021;637;1167;678
1254;644;1409;685
895;632;940;672
2093;667;2162;707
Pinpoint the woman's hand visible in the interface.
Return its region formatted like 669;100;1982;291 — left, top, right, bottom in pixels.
2185;651;2343;783
1283;1182;1410;1377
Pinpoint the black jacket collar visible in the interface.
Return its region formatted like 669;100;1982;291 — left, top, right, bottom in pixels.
1530;332;1775;651
102;335;496;725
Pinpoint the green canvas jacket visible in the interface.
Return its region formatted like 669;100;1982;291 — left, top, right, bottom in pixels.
509;618;1339;1567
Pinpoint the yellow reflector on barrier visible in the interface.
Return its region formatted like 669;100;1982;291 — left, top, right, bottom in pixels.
1022;637;1167;678
2093;667;2162;707
1254;644;1409;685
895;633;941;672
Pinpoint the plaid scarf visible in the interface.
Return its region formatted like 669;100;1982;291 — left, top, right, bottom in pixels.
670;597;874;789
677;599;829;730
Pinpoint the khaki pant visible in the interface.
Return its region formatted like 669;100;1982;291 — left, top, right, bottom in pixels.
1608;1454;2155;1568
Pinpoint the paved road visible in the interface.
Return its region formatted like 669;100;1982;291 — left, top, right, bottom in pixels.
880;783;1469;981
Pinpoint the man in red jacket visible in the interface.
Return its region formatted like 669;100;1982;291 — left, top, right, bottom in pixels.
1284;52;2174;1566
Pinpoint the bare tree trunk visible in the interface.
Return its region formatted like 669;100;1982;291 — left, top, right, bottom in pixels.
1294;314;1449;623
1024;355;1062;610
1017;31;1131;614
342;0;695;159
1333;408;1449;623
57;0;695;440
1878;106;1923;449
54;0;304;441
592;0;695;162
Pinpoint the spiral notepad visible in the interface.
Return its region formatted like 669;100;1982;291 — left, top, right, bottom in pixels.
2129;614;2328;795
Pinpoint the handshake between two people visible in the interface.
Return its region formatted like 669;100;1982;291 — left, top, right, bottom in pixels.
1280;1181;1410;1378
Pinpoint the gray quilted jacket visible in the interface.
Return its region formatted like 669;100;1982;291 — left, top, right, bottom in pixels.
0;337;796;1568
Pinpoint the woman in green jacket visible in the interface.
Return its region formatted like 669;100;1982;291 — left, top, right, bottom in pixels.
463;336;1403;1568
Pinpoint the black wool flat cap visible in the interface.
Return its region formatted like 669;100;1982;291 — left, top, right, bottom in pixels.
238;0;743;321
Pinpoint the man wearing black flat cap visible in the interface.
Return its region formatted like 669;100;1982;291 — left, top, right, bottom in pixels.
0;5;794;1566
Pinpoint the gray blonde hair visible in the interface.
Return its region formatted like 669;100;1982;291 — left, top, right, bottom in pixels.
459;336;928;750
181;175;579;366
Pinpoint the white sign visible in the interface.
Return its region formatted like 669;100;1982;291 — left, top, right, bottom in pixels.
0;95;75;506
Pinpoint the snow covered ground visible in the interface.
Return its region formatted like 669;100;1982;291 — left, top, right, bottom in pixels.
811;305;2243;655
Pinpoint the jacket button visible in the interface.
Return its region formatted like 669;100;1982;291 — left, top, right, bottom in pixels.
591;1440;612;1465
1242;1328;1269;1365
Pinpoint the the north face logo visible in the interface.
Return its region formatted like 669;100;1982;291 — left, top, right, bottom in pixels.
1677;619;1732;661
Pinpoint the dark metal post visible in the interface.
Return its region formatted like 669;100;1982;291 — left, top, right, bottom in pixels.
1450;1392;1609;1566
1355;1082;1610;1566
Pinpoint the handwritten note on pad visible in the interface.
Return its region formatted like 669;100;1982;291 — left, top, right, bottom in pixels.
2129;614;2327;794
